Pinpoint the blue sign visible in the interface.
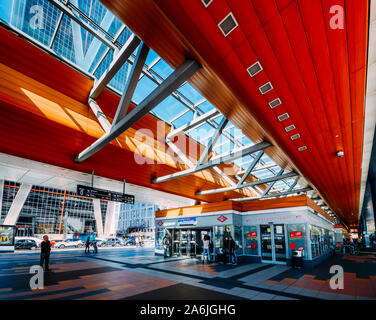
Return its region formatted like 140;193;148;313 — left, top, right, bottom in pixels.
178;217;197;225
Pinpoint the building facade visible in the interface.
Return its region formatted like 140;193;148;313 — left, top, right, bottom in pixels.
118;202;164;239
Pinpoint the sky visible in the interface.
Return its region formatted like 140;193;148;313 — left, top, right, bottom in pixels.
0;0;11;23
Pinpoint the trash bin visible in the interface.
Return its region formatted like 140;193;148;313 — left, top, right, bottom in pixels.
291;249;304;268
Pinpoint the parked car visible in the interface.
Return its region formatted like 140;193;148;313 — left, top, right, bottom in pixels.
65;238;83;248
103;238;122;247
15;239;38;250
15;236;43;246
124;237;136;246
51;239;74;249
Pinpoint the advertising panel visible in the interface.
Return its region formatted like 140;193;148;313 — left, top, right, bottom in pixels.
0;225;16;252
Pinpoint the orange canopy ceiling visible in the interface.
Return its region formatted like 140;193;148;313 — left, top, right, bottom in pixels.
100;0;368;226
0;26;266;204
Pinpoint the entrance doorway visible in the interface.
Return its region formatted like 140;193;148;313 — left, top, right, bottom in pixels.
169;228;212;258
260;224;287;263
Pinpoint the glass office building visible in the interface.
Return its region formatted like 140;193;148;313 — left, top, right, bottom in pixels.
1;180;162;238
118;203;162;237
0;180;108;236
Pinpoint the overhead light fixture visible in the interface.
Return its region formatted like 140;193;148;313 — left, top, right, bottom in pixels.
201;0;213;7
268;98;281;109
247;62;263;77
259;82;273;94
218;13;238;37
278;113;289;121
285;125;295;132
290;134;301;140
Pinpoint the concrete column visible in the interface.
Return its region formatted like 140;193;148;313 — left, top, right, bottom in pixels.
3;183;32;226
104;201;115;236
93;199;104;237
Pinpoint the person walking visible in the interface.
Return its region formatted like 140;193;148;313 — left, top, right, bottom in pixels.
202;234;211;264
85;237;91;253
228;235;237;265
40;235;51;271
162;233;170;258
92;240;98;253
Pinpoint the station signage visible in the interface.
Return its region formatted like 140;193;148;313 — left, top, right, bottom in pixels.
247;232;257;239
178;217;197;226
76;185;135;204
289;231;303;239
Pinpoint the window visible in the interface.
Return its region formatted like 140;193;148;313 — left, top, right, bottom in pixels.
243;226;258;255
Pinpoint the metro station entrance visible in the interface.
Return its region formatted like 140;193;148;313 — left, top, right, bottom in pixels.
260;224;287;263
169;228;212;258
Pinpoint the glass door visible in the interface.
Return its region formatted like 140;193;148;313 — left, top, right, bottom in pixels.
172;229;180;256
180;229;188;256
188;230;196;257
261;224;287;263
274;225;287;262
260;225;273;261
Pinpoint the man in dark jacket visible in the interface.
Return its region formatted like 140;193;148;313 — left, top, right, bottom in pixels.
40;235;51;271
85;237;91;253
228;236;237;265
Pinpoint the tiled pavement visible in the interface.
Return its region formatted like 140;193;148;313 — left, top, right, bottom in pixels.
0;248;375;300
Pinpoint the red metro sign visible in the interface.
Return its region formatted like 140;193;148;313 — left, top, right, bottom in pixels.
217;215;227;223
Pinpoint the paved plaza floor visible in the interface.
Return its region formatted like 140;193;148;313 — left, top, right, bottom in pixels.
0;248;375;300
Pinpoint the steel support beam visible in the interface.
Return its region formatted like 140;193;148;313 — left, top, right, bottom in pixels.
237;151;264;186
47;0;116;51
92;25;127;75
152;141;272;184
261;169;284;197
287;178;299;192
231;187;313;202
112;42;150;126
75;59;201;163
195;171;298;195
167;109;221;140
90;34;141;99
197;117;229;165
88;98;112;133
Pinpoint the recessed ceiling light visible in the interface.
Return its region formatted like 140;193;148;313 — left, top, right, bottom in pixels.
218;13;238;37
201;0;213;7
278;113;289;121
285;125;295;132
259;82;273;94
268;98;281;108
290;134;301;140
247;62;262;77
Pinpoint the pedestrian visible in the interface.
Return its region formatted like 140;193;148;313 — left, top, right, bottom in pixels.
85;237;91;253
92;240;98;253
40;235;51;271
228;235;237;265
202;234;211;264
162;233;170;258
